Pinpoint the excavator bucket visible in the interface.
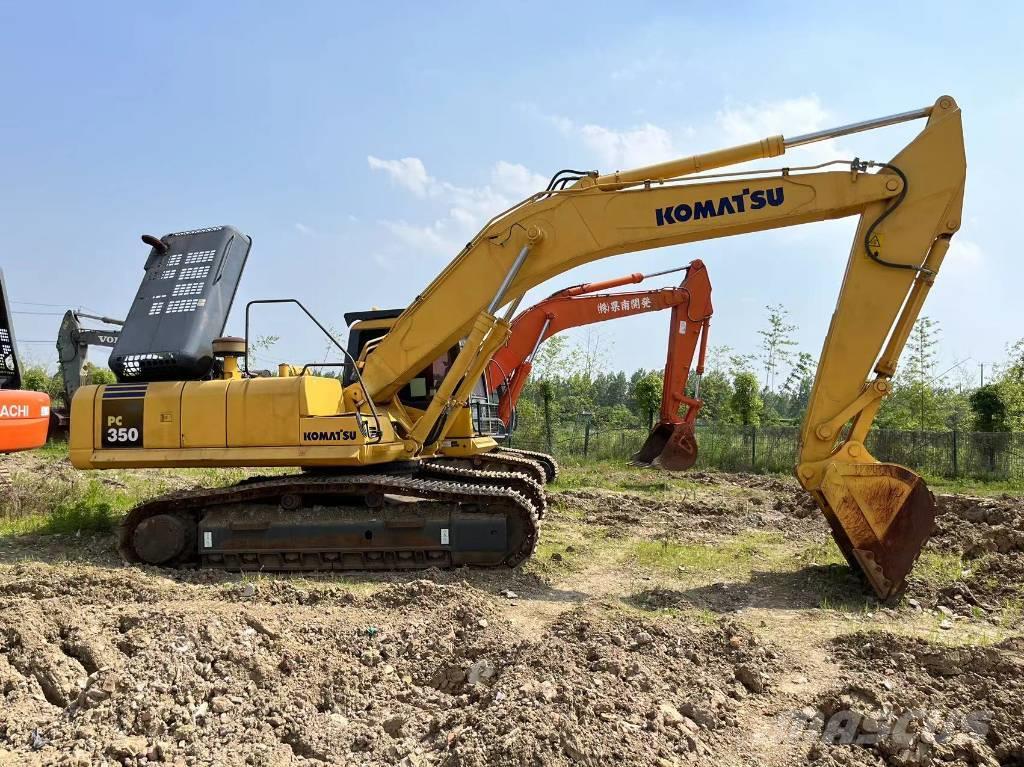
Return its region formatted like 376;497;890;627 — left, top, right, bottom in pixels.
816;462;935;600
633;421;698;471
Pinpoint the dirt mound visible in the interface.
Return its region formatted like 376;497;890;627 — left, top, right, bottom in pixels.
801;632;1024;767
900;494;1024;611
548;486;822;541
932;493;1024;558
0;574;784;766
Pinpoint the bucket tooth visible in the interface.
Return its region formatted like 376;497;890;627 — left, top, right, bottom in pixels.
634;422;698;471
816;462;935;600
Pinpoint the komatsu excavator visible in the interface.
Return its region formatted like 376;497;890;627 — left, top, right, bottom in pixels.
484;260;712;469
70;97;966;599
0;270;51;484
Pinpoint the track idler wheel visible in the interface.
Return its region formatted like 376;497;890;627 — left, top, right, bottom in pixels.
633;421;698;471
131;513;195;565
815;461;935;600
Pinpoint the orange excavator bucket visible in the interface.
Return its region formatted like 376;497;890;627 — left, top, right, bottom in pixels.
633;420;698;471
812;462;935;599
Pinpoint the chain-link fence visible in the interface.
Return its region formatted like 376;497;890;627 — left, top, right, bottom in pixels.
506;423;1024;480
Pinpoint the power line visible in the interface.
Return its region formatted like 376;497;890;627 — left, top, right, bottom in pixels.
11;300;73;308
12;310;65;317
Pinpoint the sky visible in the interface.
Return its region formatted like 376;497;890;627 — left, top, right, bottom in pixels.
1;1;1019;388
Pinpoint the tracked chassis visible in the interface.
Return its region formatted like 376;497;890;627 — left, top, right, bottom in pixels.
118;461;548;571
430;446;559;486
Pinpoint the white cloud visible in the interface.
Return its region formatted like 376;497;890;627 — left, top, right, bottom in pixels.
940;237;983;279
552;115;682;169
294;222;313;236
367;155;434;197
547;95;845;173
578;123;678;169
490;161;547;199
715;96;829;143
368;95;846;260
715;96;845;165
381;218;460;258
369;156;548;257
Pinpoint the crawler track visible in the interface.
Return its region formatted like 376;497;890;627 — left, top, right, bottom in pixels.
118;470;541;571
433;450;549;486
495;447;560;483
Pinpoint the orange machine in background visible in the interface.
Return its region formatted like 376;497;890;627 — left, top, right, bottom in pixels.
1;269;51;462
0;390;50;454
486;260;712;469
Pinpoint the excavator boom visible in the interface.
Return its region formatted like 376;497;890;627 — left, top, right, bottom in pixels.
487;260;712;469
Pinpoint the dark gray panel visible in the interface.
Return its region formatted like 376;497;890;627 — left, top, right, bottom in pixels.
110;226;251;382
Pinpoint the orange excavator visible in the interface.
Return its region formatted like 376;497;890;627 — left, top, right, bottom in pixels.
485;260;712;469
0;270;50;483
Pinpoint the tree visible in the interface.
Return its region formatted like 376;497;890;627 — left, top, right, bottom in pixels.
20;365;64;402
758;304;798;391
970;384;1007;432
531;335;580;381
730;371;764;426
904;316;943;431
578;328;611;382
248;334;281;369
692;369;733;423
996;338;1024;431
876;317;948;431
84;362;117;387
633;371;663;428
779;351;816;420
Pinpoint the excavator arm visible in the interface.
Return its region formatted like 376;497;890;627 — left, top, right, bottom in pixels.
633;260;713;470
56;310;122;404
488;262;711;428
350;96;966;597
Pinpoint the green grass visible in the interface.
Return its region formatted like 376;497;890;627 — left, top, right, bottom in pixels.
628;530;787;575
0;479;121;536
797;539;848;567
40;482;119;534
529;519;614;574
36;439;72;459
913;550;966;588
1;441;266;538
551;459;703;494
924;474;1024;496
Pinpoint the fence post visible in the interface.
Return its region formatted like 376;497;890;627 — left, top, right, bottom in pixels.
751;426;757;471
583;420;592;459
951;429;958;478
541;384;553;454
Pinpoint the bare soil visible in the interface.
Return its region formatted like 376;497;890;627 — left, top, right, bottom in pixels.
0;460;1021;766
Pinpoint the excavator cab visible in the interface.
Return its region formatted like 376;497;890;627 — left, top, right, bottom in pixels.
344;309;505;439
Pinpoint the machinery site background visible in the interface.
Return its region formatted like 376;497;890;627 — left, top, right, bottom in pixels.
508;422;1024;482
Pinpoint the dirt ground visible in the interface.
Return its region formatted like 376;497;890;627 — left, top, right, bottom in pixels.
0;455;1021;767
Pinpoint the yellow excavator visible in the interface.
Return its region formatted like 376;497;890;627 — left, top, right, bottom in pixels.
70;96;966;599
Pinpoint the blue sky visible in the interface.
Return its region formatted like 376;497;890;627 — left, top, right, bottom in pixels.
1;2;1018;386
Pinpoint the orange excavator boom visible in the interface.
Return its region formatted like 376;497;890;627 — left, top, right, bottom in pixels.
486;260;713;468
